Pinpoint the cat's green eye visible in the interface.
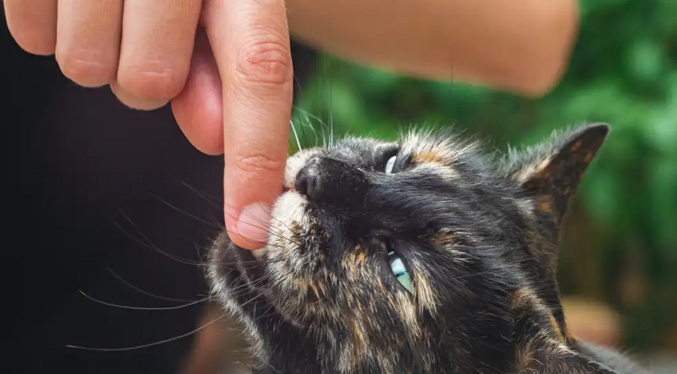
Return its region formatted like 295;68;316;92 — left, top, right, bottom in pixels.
385;156;397;174
387;251;415;295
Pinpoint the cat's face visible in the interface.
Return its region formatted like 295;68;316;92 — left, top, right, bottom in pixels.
209;125;612;374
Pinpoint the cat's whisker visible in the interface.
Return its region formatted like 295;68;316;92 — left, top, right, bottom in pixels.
238;290;265;310
221;202;299;243
296;107;328;130
149;193;222;229
221;202;291;236
179;181;222;207
305;115;321;147
233;271;297;310
219;274;292;304
112;220;200;266
301;110;320;149
322;125;327;148
65;311;229;352
322;55;334;148
223;218;301;249
232;257;287;265
219;276;269;296
253;303;277;321
223;210;302;248
104;266;200;303
78;290;209;311
114;208;295;268
290;119;303;152
295;108;328;148
259;206;300;234
300;109;327;148
115;210;205;267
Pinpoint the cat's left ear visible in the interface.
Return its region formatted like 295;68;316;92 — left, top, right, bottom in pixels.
504;123;610;226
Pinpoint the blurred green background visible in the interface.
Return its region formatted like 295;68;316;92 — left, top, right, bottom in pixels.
291;0;677;353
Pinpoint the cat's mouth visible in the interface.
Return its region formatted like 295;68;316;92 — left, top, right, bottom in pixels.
232;244;268;287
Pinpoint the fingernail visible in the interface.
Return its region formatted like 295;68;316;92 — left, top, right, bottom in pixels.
236;203;272;245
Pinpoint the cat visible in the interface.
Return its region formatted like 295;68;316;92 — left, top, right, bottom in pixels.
207;124;646;374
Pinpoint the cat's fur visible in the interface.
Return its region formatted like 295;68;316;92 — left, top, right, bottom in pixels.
208;124;646;374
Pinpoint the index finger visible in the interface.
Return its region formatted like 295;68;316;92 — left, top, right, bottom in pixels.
203;0;293;249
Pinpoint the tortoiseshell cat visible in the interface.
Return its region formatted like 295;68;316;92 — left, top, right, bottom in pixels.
208;124;646;374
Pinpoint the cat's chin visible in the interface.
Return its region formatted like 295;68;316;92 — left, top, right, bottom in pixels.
208;236;267;301
227;243;268;288
208;239;309;330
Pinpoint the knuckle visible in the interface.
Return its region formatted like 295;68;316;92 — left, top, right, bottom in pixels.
56;49;116;87
118;62;186;99
235;38;292;85
234;152;286;176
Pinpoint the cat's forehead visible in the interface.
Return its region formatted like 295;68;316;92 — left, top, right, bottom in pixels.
324;136;396;161
326;130;481;166
400;130;481;167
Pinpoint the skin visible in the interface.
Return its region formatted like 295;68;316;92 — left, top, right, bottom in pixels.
3;0;579;250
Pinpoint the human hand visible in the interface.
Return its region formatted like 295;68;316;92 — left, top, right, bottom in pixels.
4;0;293;250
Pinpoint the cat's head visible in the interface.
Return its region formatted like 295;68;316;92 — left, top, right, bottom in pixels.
209;124;614;373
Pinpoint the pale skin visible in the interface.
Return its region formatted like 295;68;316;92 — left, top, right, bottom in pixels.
4;0;579;250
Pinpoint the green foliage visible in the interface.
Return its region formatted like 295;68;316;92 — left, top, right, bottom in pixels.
293;0;677;350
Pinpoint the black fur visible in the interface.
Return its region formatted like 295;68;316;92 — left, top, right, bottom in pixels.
208;124;647;374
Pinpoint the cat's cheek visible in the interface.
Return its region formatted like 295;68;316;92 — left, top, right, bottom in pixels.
409;262;439;315
264;274;320;326
267;190;308;261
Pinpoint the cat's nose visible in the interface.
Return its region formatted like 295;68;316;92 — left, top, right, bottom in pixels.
294;157;324;202
294;161;319;200
294;156;367;207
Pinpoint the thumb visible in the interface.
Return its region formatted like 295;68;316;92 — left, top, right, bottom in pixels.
203;0;293;249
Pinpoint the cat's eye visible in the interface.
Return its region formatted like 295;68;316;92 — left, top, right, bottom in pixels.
388;251;415;295
385;156;397;174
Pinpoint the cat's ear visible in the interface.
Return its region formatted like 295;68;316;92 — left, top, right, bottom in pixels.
516;342;621;374
504;123;610;226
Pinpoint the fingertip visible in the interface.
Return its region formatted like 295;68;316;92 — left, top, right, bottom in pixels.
170;26;224;155
224;203;270;250
4;0;57;56
171;93;224;155
6;19;56;55
10;31;56;56
222;148;284;249
110;82;169;110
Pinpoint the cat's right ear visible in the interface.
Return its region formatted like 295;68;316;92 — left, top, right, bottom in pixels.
516;342;621;374
504;123;610;227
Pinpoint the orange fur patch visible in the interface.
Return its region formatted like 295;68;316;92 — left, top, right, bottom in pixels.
412;150;449;165
536;195;553;214
429;232;455;246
